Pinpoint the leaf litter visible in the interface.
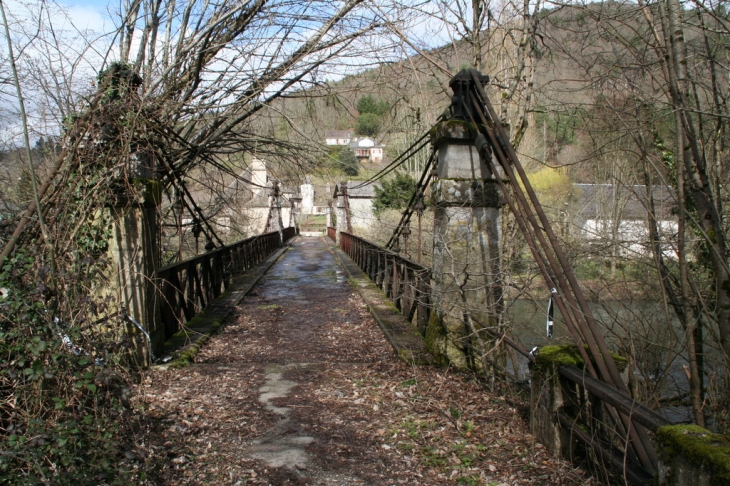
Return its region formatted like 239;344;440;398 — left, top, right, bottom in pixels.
131;239;596;485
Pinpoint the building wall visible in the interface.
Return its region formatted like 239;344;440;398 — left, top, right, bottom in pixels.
370;147;383;163
348;198;375;229
581;219;678;258
326;137;351;146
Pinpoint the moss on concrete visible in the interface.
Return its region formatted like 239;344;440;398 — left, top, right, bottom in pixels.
424;312;448;366
164;315;223;368
429;119;478;145
534;345;585;372
533;344;628;374
154;244;290;370
131;178;163;206
657;424;730;485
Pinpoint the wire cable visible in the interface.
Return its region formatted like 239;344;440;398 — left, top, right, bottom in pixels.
348;128;434;190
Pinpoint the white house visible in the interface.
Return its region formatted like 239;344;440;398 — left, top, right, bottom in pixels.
350;137;385;163
325;130;353;146
572;184;678;259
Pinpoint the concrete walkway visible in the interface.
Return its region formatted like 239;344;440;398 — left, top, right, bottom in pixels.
139;237;589;485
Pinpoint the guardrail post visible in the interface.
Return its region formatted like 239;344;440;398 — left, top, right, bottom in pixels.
656;424;730;485
530;347;581;458
529;345;661;482
427;69;505;371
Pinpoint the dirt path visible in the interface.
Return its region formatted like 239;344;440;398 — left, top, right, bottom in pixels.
136;237;593;485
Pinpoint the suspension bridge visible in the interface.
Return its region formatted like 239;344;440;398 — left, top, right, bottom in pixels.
112;70;729;484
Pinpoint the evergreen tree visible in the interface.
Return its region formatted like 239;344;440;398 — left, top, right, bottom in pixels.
372;172;416;215
335;147;359;176
356;113;380;136
355;95;389;136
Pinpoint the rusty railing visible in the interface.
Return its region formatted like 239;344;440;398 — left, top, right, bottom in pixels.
282;226;297;242
326;226;336;241
339;232;431;333
478;320;669;484
334;226;667;483
157;229;295;340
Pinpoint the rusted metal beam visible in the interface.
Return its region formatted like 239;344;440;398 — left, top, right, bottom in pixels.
557;413;654;486
559;365;670;432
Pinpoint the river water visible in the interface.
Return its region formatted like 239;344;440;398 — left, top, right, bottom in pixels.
505;298;707;424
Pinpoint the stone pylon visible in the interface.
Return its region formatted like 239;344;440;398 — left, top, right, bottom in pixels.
267;181;284;245
334;182;351;244
107;152;162;367
426;69;505;371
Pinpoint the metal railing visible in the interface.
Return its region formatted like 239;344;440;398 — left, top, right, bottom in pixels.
157;229;295;341
333;227;667;483
282;226;297;242
326;226;336;241
341;219;696;484
481;321;668;484
553;364;669;484
338;231;431;334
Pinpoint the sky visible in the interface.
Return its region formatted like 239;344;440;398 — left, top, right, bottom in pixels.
55;0;114;31
0;0;473;145
0;0;116;145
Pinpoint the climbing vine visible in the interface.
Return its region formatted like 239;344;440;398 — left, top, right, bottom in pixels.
0;63;158;483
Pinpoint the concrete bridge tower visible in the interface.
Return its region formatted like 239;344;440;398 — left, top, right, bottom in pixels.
107;151;162;367
426;69;505;371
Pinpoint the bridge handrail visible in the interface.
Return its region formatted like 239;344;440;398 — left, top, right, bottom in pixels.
478;315;668;480
338;231;432;334
157;228;295;341
336;228;667;482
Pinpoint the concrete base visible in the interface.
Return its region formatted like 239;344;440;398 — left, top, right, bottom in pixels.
656;424;730;486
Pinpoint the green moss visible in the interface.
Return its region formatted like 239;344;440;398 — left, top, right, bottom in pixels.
708;227;717;244
429;119;478;145
164;316;223;367
398;349;416;364
535;345;585;371
657;424;730;485
424;312;448;366
130;178;162;206
533;344;628;374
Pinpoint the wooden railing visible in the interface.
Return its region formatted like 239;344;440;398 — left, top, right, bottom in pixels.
338;232;431;334
157;229;295;341
326;226;336;241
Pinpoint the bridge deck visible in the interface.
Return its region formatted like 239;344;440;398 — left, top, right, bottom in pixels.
137;237;588;485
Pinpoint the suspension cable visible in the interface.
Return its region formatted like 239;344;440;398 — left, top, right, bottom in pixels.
349;128;434;190
385;149;436;250
464;69;657;472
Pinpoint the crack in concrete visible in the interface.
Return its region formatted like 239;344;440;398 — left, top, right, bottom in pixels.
249;364;314;471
